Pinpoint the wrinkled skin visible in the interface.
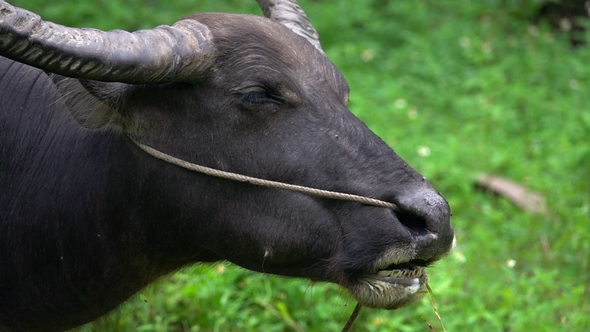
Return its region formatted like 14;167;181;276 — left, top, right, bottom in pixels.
0;13;453;332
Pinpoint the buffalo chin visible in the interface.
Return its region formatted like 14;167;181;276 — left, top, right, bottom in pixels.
347;270;429;310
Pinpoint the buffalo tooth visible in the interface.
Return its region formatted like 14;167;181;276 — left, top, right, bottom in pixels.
378;270;392;277
407;278;421;293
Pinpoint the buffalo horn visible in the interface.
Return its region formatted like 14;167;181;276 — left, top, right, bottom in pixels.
0;1;214;83
256;0;324;54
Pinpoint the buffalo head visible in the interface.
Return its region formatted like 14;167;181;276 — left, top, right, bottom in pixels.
0;0;454;330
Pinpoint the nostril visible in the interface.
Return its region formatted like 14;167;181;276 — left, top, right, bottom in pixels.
391;188;454;261
394;210;429;237
393;188;452;236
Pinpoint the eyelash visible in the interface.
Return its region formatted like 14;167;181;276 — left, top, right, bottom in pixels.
239;91;283;105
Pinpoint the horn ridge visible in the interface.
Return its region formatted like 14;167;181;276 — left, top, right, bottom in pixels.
0;1;215;83
256;0;324;54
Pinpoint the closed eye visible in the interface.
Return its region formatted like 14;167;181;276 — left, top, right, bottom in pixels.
237;91;284;105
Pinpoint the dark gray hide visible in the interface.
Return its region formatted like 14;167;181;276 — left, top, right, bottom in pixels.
0;5;454;332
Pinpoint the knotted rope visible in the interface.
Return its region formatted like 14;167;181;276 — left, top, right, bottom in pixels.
132;140;399;211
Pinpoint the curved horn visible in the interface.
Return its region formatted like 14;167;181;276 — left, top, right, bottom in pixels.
256;0;324;54
0;1;214;83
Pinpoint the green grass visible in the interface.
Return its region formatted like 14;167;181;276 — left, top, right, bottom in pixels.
10;0;590;331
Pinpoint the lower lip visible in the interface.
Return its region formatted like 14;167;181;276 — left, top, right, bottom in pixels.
349;273;428;309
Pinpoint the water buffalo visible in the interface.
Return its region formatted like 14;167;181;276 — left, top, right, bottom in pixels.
0;0;454;331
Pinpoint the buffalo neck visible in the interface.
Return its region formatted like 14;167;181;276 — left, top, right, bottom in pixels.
0;58;208;331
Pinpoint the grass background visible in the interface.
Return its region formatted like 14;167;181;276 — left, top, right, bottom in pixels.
9;0;589;331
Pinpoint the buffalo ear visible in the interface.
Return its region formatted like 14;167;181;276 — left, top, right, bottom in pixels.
52;76;130;129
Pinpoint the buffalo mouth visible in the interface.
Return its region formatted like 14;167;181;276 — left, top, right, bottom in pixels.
347;261;429;310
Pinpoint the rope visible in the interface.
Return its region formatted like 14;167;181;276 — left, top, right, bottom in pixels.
134;139;370;330
132;140;399;211
341;303;363;332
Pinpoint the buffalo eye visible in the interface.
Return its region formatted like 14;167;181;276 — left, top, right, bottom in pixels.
235;88;284;106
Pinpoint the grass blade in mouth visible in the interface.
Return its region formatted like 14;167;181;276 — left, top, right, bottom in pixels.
426;283;446;332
